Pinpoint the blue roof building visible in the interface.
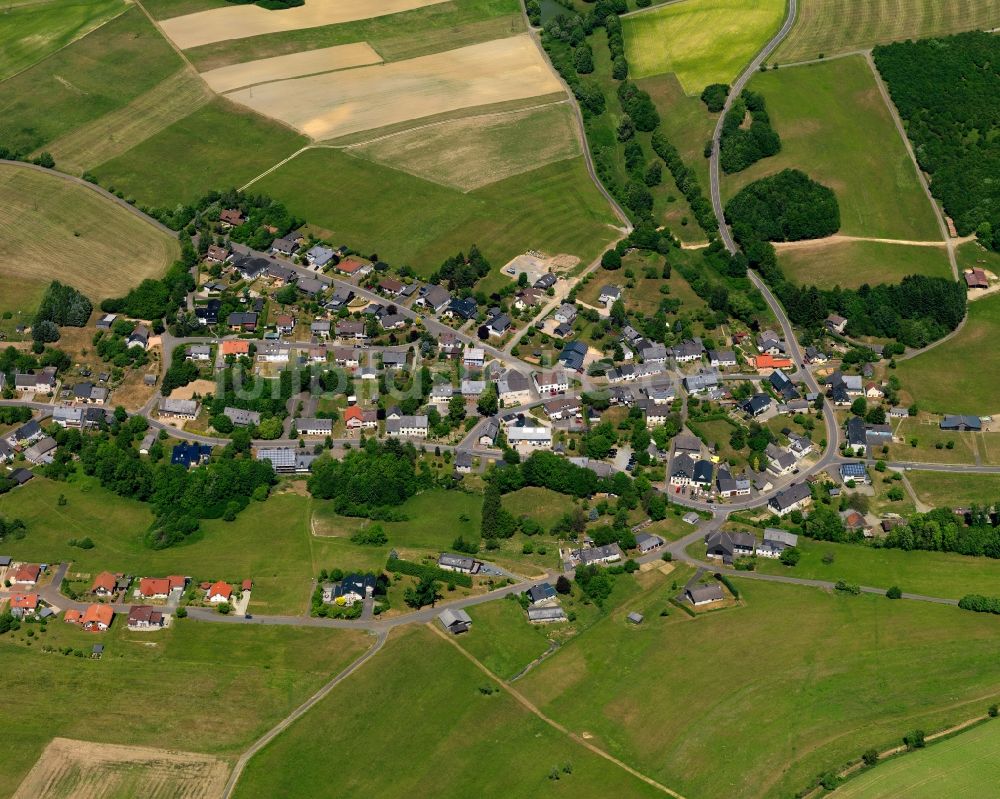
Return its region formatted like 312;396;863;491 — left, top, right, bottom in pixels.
558;340;587;372
171;441;212;469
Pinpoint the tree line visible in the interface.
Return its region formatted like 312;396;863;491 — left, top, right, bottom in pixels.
719;90;781;174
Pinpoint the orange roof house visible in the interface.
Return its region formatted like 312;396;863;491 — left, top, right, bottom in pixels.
754;354;793;371
138;575;186;598
222;340;250;356
10;594;38;611
336;259;365;274
64;609;81;624
81;604;114;631
207;581;233;603
91;571;117;595
13;564;40;584
344;406;363;426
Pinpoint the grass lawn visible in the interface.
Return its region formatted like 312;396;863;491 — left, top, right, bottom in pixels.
637;71;716;197
0;0;125;81
773;0;1000;63
0;163;178;301
256;148;618;277
957;239;1000;276
0;619;371;797
0;475;317;614
834;717;1000;798
622;0;786;92
0;8;181;154
896;292;1000;415
755;538;1000;600
91;98;307;209
518;578;1000;799
905;471;1000;510
184;0;524;71
724;56;941;242
688;417;744;466
502;486;574;530
461;596;554;678
886;418;979;465
232;624;668;799
777;240;951;289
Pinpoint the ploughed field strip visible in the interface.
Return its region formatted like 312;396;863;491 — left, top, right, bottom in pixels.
12;738;229;799
159;0;451;49
201;42;382;93
224;35;564;141
43;69;213;175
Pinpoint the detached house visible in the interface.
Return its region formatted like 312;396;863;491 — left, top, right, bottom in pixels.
768;483;812;516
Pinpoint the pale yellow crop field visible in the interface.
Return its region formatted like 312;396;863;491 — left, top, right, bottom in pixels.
160;0;449;49
203;42;382;93
225;35;564;141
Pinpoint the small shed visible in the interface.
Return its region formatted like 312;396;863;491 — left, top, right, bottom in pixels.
91;644;104;659
627;612;644;625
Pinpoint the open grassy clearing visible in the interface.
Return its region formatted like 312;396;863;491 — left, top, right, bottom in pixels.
183;0;523;72
91;98;307;208
773;0;1000;63
0;475;317;614
348;102;580;191
0;8;181;155
777;239;952;289
622;0;786;91
905;471;1000;510
833;717;1000;798
0;163;178;301
957;239;1000;277
518;577;1000;799
460;597;554;679
501;486;574;531
44;68;212;176
203;42;382;93
232;624;668;799
0;0;125;81
160;0;450;49
0;619;370;798
255;148;618;276
723;56;941;242
885;418;980;465
637;71;716;197
755;538;1000;599
896;292;1000;415
225;36;562;142
12;737;229;799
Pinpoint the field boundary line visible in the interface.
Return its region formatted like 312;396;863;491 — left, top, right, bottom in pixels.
220;629;388;799
0;158;175;235
773;234;948;250
863;50;957;281
774;48;871;69
0;1;131;84
238;146;311;190
431;622;689;798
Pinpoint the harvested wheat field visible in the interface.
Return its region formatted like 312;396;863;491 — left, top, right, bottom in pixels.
348;101;579;191
12;737;229;799
160;0;449;49
202;42;381;93
0;164;178;300
226;36;563;141
44;69;212;175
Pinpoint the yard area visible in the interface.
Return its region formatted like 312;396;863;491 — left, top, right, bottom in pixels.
777;239;952;289
885;418;980;466
0;620;371;797
905;471;1000;510
0;475;318;614
517;578;1000;799
896;292;1000;415
232;624;668;799
755;538;1000;600
723;56;942;243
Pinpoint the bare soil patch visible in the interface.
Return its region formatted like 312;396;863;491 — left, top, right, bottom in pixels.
12;737;229;799
225;36;563;141
168;378;217;400
203;42;381;93
160;0;450;50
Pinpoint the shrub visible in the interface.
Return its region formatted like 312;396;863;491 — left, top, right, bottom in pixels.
862;748;879;766
903;729;926;750
835;580;861;595
886;585;902;599
351;524;389;546
779;546;800;566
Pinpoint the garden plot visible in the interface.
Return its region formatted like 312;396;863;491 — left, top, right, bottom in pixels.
202;42;382;93
160;0;450;49
225;35;563;141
